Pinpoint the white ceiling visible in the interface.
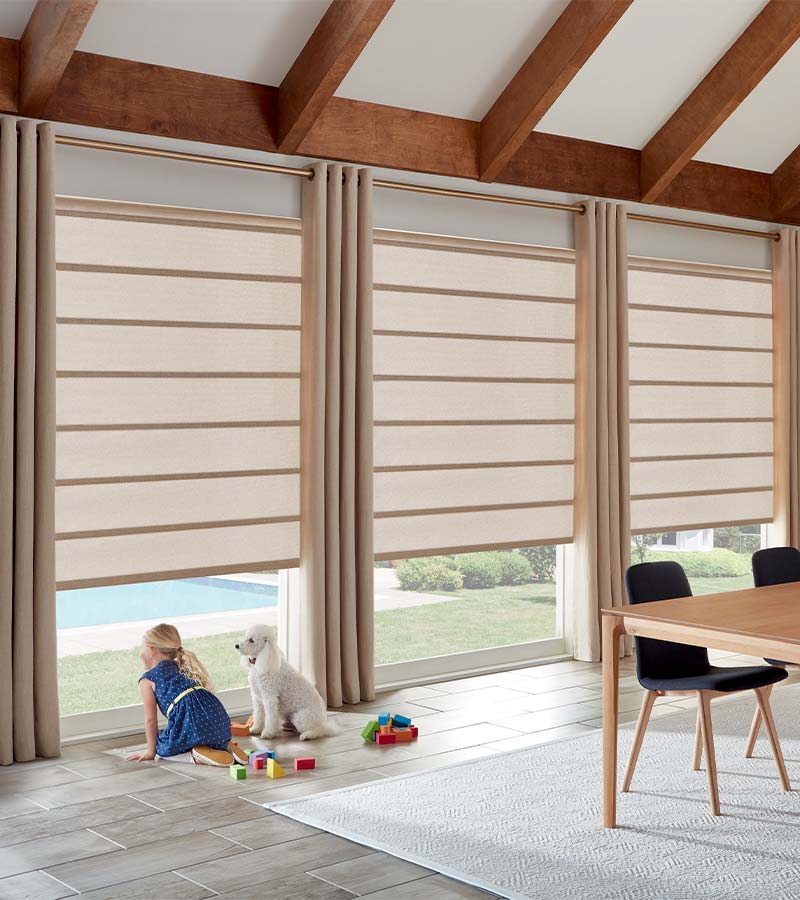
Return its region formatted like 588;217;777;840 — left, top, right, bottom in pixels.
335;0;570;121
0;0;798;174
535;0;766;149
77;0;329;86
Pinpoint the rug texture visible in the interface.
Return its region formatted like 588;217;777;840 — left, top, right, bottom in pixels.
269;685;800;900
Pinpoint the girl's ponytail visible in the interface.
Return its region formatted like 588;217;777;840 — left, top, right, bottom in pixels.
175;646;213;690
143;623;214;690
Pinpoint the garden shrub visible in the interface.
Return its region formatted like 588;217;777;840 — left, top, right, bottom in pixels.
643;548;749;578
396;557;464;592
496;551;533;585
453;552;503;588
519;545;557;582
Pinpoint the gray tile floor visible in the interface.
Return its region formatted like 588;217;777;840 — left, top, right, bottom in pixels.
0;650;783;899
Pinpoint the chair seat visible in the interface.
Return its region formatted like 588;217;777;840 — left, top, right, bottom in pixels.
640;664;788;694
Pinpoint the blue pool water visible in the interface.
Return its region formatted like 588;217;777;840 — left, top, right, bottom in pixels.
56;576;279;629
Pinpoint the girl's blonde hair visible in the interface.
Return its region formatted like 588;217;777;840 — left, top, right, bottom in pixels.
143;623;212;689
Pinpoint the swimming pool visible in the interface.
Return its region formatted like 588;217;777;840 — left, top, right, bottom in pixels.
56;576;279;629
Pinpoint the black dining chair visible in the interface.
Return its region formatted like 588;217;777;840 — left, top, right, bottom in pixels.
745;546;800;758
622;560;790;815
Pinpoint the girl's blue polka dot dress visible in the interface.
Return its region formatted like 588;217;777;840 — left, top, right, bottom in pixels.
140;660;231;756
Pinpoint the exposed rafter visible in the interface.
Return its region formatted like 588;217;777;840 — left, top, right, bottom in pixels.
277;0;393;154
19;0;97;117
770;145;800;219
479;0;632;183
640;0;800;203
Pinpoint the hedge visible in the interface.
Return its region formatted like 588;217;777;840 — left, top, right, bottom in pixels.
643;548;750;578
396;550;533;592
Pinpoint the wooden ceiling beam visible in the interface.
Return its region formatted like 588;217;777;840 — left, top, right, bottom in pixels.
479;0;632;183
19;0;97;117
770;145;800;219
640;0;800;203
277;0;393;154
0;44;795;226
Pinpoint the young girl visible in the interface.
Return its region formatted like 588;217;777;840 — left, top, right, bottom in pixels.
127;623;247;767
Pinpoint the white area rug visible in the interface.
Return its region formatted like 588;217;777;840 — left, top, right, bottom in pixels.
269;685;800;900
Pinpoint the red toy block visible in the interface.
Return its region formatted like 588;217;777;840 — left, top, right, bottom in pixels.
410;726;418;738
252;757;264;770
376;732;396;745
294;757;316;770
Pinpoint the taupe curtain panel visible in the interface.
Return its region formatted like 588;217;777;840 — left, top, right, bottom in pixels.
629;257;773;534
773;228;800;546
54;198;302;588
0;118;60;764
299;163;374;707
372;231;575;557
573;201;630;662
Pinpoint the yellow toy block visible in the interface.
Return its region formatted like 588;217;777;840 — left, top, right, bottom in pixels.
266;758;287;779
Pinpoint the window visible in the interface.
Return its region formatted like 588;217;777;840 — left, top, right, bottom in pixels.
371;229;574;677
55;197;301;730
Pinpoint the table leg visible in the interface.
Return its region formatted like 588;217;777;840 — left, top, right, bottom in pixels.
602;614;623;828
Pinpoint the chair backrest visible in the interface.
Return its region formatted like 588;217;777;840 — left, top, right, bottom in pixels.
752;546;800;588
625;561;709;682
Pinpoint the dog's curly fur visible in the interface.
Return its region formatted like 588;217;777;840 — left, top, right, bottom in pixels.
235;624;337;741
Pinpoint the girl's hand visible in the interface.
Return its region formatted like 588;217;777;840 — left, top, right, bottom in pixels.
127;750;156;762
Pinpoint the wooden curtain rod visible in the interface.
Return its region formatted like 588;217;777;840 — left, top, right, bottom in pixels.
54;134;781;242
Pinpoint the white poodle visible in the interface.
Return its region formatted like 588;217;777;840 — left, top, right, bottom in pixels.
235;624;337;741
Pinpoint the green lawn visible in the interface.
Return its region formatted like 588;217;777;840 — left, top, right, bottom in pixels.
57;574;752;715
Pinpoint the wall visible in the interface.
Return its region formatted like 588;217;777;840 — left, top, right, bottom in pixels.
55;122;775;270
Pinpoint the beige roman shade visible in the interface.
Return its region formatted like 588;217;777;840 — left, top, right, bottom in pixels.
372;230;575;558
628;257;774;534
54;197;301;588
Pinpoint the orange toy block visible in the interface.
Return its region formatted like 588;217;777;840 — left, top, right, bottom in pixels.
393;729;413;743
230;722;250;736
380;725;391;735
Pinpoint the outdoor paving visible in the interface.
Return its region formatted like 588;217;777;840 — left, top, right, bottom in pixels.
57;569;452;658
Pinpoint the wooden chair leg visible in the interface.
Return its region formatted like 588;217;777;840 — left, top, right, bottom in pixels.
754;685;791;791
692;709;703;771
744;704;762;759
697;691;721;816
622;690;657;792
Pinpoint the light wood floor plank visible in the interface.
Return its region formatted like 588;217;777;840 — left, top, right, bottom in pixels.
0;870;78;900
309;851;433;894
0;829;117;879
177;833;373;894
217;870;357;899
0;796;152;849
77;871;215;899
44;831;243;893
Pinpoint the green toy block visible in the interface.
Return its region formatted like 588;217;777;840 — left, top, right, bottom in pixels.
361;720;380;743
229;764;247;780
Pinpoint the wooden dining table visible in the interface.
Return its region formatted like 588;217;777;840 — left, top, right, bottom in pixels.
601;581;800;828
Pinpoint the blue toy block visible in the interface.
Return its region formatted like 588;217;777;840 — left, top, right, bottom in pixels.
393;714;412;728
378;713;390;726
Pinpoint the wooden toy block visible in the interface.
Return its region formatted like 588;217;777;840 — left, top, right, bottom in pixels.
266;758;287;779
378;713;390;726
376;732;396;745
394;729;413;743
361;720;380;743
250;750;275;764
380;725;391;735
245;714;254;728
251;757;265;770
410;726;418;738
241;747;256;757
230;721;250;736
294;757;315;770
393;714;412;728
229;764;247;780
